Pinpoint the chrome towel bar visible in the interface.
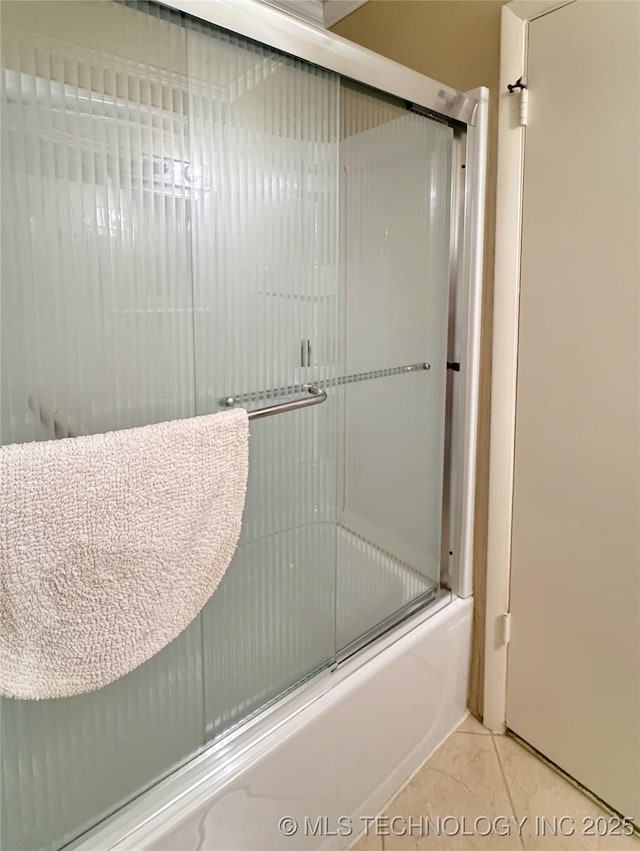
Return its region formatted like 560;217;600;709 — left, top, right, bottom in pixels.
226;385;327;421
223;361;431;412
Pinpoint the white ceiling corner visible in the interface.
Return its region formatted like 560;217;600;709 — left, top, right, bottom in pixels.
507;1;574;21
260;0;367;28
323;0;368;27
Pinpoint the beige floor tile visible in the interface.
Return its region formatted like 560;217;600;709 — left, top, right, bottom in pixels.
457;714;491;735
382;732;524;849
350;828;384;851
494;735;639;850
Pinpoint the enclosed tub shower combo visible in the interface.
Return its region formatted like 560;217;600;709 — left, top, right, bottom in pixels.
0;1;487;848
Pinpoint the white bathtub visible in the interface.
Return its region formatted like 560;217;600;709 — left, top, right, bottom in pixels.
72;595;472;851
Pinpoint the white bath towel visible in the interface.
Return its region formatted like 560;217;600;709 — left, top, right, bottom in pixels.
0;409;249;700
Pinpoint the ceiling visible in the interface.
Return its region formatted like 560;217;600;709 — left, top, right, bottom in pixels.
260;0;367;28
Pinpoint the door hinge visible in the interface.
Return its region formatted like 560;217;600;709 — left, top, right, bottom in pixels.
507;77;528;126
502;612;512;646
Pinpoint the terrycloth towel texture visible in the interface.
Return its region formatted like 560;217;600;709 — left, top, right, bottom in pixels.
0;409;249;700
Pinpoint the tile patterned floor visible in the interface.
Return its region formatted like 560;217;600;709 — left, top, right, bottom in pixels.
352;715;639;850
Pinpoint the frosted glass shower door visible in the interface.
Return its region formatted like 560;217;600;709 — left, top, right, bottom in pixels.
186;22;341;740
1;3;455;846
337;83;453;651
0;4;204;851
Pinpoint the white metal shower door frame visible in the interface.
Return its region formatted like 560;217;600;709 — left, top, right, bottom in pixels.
163;0;479;125
158;0;487;607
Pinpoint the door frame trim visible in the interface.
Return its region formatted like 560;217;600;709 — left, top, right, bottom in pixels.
483;0;574;733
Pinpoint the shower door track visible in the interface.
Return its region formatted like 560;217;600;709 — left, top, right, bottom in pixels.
334;587;444;668
160;0;477;126
195;587;447;766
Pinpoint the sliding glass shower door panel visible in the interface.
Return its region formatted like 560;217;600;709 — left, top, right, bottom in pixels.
337;84;453;651
0;4;204;851
186;21;341;740
0;4;458;847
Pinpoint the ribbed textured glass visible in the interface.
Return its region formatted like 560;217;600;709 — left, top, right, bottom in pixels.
1;0;196;444
0;3;204;850
0;623;203;851
184;19;341;739
0;6;454;849
337;83;453;648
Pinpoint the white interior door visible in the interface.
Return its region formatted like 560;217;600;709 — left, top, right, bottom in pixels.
506;0;640;819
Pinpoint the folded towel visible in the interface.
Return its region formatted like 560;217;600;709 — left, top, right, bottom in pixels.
0;409;249;700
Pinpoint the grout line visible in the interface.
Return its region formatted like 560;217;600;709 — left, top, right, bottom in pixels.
455;712;492;735
492;733;527;851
